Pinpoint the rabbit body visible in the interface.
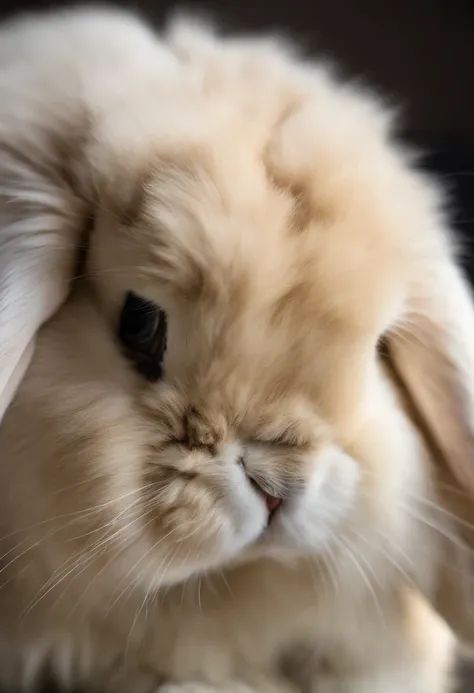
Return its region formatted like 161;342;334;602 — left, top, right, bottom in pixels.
0;6;472;693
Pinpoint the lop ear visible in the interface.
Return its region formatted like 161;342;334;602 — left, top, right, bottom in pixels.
387;247;474;642
0;148;87;422
0;8;126;424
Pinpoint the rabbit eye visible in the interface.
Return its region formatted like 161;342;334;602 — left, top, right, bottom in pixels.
118;291;167;382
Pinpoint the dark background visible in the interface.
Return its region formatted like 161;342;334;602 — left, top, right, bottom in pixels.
1;0;474;690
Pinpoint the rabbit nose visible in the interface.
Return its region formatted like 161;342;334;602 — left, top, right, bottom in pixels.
252;481;283;517
264;494;283;514
238;457;283;518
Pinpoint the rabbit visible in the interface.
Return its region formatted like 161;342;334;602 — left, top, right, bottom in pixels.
1;5;474;693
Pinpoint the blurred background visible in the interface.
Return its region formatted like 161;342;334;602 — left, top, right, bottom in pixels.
0;0;473;690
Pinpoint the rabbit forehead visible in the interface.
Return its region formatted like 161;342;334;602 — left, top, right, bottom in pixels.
124;142;405;312
117;142;410;346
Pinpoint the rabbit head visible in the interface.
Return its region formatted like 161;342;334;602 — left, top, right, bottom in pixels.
1;12;474;642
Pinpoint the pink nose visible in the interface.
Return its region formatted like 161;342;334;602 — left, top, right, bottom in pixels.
263;493;282;514
246;473;283;517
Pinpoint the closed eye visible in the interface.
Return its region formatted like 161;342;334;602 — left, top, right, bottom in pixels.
251;424;314;450
118;291;167;382
251;435;301;449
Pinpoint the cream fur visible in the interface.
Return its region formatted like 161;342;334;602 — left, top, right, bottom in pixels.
1;6;474;693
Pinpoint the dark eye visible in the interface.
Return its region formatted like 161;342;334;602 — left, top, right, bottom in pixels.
118;291;167;382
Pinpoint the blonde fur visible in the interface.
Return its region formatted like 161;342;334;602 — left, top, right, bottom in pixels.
0;6;473;693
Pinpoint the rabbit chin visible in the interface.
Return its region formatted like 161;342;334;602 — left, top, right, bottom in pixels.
141;445;360;590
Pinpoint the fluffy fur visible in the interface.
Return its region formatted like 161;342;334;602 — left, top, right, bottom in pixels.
0;6;474;693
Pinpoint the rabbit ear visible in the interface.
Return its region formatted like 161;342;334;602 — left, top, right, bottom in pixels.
388;258;474;495
0;147;87;422
386;250;474;641
0;5;163;424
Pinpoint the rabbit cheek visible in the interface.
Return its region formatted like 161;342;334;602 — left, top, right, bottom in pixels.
138;447;267;584
269;446;360;554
